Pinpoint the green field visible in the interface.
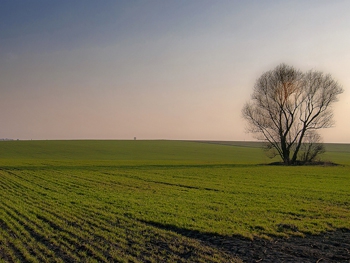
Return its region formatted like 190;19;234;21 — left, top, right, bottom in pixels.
0;140;349;262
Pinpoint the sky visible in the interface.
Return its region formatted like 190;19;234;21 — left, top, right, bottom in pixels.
1;0;349;142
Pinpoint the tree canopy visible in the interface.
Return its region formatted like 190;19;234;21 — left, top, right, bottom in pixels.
242;64;343;165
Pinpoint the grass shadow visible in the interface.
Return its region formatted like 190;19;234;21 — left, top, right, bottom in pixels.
140;220;350;263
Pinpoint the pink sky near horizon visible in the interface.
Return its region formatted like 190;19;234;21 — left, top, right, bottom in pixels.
1;1;349;143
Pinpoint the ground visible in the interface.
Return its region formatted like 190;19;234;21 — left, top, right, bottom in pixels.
196;228;350;262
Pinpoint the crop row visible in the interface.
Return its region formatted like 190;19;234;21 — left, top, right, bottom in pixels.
0;168;238;262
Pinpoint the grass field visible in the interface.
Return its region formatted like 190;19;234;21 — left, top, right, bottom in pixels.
0;140;349;262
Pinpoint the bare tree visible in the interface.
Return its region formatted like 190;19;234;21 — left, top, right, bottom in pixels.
242;64;343;165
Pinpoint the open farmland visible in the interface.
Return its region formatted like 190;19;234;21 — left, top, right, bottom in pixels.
0;140;349;262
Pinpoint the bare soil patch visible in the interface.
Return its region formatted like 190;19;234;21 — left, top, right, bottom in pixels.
226;228;350;263
144;221;350;262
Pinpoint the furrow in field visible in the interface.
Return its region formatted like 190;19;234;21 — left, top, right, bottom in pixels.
0;234;16;263
1;193;112;262
0;217;21;263
32;212;111;262
0;171;54;206
30;205;142;261
0;205;47;263
0;201;74;262
3;172;84;220
0;229;29;263
62;169;149;192
0;175;15;191
3;169;117;205
31;200;128;263
0;179;35;202
30;202;133;259
2;167;238;262
1;175;125;236
4;170;63;197
16;170;83;193
100;169;223;193
20;191;167;262
0;171;31;196
26;170;106;200
66;205;218;262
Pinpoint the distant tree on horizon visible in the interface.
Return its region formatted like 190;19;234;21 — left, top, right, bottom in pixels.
242;64;343;165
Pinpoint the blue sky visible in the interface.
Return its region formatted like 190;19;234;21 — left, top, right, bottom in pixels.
1;1;349;142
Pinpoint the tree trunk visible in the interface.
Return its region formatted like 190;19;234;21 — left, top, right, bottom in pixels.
281;136;290;165
291;128;306;164
283;151;290;165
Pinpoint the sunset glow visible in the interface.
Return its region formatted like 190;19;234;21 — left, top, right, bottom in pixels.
1;1;349;142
